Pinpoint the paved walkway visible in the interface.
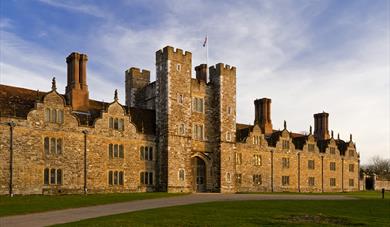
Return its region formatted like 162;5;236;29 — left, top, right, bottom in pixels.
1;193;356;227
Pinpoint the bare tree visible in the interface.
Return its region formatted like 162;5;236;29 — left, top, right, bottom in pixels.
363;155;390;179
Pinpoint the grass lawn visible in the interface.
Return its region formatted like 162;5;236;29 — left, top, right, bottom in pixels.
0;192;186;217
55;192;390;226
239;191;390;200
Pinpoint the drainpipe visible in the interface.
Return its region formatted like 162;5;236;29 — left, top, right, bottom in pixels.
271;150;274;192
298;152;300;192
321;156;324;193
82;130;88;194
341;158;344;192
357;159;360;191
8;122;16;197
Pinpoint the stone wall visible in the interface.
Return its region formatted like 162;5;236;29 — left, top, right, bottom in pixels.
209;63;237;193
0;46;360;195
0;91;156;195
125;67;151;108
299;135;322;192
156;46;194;192
235;126;272;192
234;128;359;193
375;179;390;191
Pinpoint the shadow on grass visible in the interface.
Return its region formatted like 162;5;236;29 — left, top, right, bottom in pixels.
0;192;188;217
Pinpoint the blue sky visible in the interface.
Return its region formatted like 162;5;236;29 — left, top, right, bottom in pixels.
0;0;389;164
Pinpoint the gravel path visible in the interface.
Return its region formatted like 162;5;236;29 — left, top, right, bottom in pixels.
1;193;356;227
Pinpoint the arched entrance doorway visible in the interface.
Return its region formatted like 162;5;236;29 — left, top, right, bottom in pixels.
193;157;206;192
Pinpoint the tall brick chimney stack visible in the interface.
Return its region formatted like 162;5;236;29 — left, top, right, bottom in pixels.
254;98;273;134
314;112;330;140
195;64;207;83
65;52;89;112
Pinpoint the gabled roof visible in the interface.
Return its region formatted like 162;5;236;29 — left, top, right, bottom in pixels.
291;134;308;150
265;130;282;147
317;139;331;153
0;84;46;118
336;139;350;155
0;84;156;135
236;123;254;142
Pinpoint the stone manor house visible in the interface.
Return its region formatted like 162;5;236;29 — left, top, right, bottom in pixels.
0;46;360;195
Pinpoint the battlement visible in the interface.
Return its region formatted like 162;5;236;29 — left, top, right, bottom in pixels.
209;63;236;77
125;67;150;80
125;67;151;107
156;46;192;63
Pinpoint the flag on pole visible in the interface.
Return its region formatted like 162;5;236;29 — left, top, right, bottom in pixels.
203;35;207;47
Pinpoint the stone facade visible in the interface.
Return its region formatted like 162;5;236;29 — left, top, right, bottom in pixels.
0;46;360;195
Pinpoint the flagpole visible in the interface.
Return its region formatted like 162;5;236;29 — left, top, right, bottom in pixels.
206;34;208;80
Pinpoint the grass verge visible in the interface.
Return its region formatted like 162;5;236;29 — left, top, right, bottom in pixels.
0;192;186;217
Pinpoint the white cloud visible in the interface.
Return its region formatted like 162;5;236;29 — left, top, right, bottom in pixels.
1;1;388;164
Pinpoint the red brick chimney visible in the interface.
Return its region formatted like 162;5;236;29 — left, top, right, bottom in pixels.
314;112;330;140
65;52;89;111
195;64;207;83
254;98;273;134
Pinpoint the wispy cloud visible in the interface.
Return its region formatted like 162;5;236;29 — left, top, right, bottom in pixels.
37;0;109;18
0;18;13;29
0;0;388;163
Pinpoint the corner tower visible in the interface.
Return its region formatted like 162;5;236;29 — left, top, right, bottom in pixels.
155;46;193;192
125;67;150;107
209;63;237;193
65;52;89;111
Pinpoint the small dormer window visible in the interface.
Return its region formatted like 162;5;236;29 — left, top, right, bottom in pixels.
118;119;124;131
109;117;124;131
253;136;261;145
308;144;315;152
330;147;336;154
282;140;289;150
45;108;64;124
45;109;50;122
